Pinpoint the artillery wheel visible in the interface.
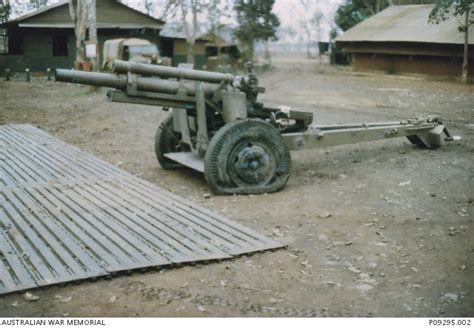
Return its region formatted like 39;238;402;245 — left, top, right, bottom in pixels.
204;119;291;195
155;114;185;170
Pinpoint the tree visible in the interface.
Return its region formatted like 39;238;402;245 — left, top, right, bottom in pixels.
0;0;11;54
144;0;154;15
335;0;392;31
180;0;200;64
258;0;280;63
311;9;324;57
69;0;88;64
429;0;473;83
234;0;280;62
207;0;231;64
162;0;206;65
294;0;315;58
292;1;329;58
0;0;11;24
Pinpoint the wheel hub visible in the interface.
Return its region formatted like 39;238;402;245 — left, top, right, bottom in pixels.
231;143;275;185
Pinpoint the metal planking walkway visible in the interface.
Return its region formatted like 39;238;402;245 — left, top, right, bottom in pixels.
0;124;283;295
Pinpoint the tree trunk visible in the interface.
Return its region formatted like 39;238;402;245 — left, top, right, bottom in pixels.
215;23;221;65
461;9;469;83
189;0;199;65
316;25;322;60
264;40;271;65
263;40;272;65
217;45;222;65
69;0;88;65
241;40;254;62
186;41;195;64
247;39;254;62
88;0;98;72
179;0;195;64
305;28;311;58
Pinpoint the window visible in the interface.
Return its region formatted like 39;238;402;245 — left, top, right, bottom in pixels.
6;27;23;55
0;28;7;54
52;35;68;56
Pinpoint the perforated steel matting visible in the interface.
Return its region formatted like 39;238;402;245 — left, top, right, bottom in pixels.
0;124;283;295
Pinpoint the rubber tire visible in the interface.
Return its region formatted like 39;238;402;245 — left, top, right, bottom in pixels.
204;119;291;195
154;114;184;170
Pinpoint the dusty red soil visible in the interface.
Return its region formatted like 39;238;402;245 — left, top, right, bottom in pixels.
0;57;473;317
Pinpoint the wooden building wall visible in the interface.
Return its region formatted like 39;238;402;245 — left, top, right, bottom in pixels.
338;42;474;81
0;29;74;72
352;53;474;79
0;0;163;72
0;27;160;72
171;39;207;69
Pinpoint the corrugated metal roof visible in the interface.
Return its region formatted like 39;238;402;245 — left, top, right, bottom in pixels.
201;25;239;47
336;5;473;45
159;22;211;41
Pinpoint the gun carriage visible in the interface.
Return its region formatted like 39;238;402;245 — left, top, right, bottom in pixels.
55;61;457;194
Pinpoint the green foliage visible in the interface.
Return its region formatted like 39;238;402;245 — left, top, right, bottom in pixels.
429;0;474;31
0;0;12;23
335;0;391;31
234;0;280;59
429;0;473;82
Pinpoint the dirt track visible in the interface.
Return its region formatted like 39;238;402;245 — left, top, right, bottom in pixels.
0;57;473;317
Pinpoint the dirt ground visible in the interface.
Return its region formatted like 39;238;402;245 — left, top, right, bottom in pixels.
0;56;473;317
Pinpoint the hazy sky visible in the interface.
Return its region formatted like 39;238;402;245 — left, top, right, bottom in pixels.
272;0;345;42
121;0;345;42
273;0;344;27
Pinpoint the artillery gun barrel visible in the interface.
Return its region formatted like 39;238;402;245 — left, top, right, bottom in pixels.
55;69;221;96
112;60;235;84
55;69;127;89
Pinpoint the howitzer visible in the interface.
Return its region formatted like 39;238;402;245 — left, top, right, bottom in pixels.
55;61;459;194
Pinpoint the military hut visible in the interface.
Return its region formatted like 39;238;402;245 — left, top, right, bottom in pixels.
335;5;474;80
0;0;164;72
201;25;241;70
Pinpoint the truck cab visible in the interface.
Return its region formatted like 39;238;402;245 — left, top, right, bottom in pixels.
102;38;160;70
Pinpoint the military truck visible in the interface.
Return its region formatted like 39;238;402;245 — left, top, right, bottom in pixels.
102;38;162;70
